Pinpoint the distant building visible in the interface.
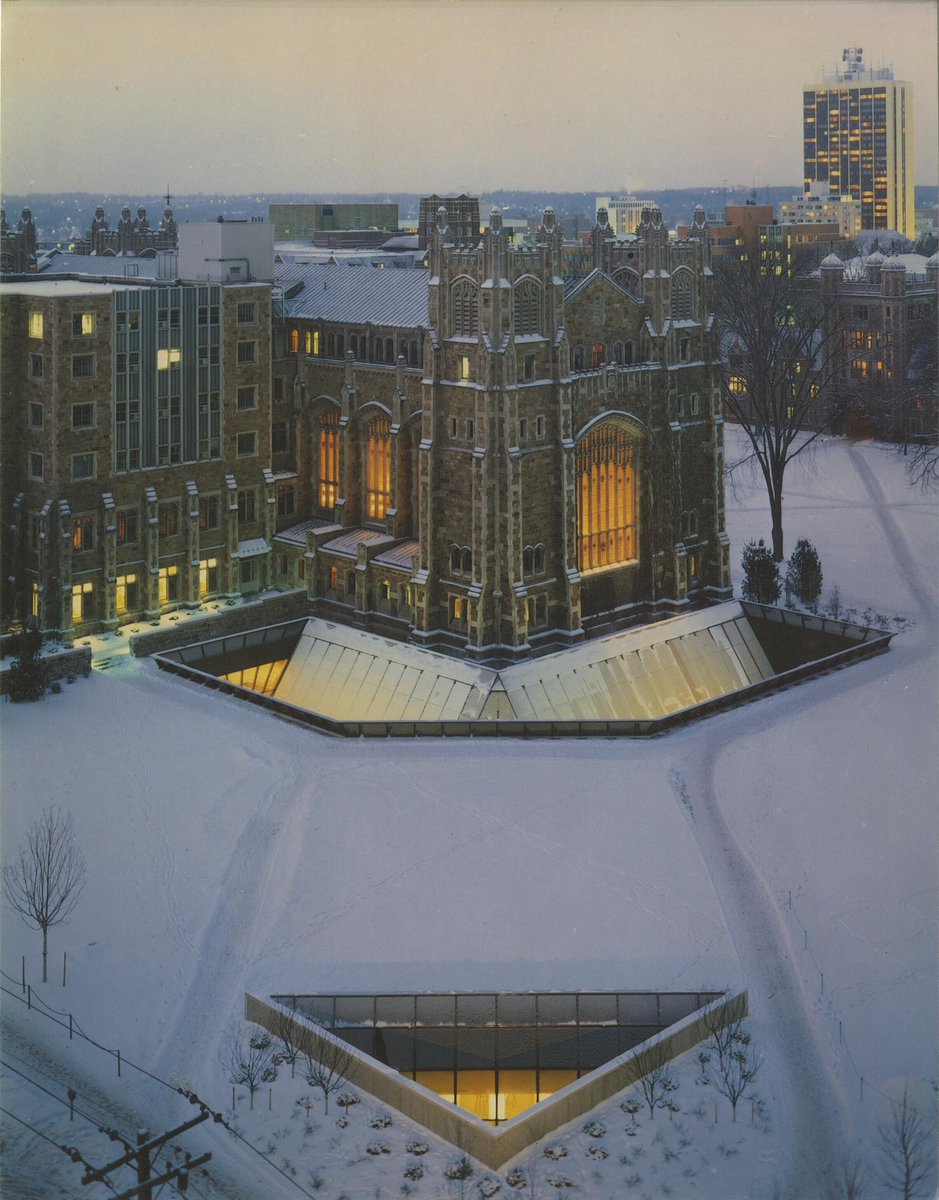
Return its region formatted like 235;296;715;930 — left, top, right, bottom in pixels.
70;203;178;257
595;195;652;237
779;183;862;239
759;221;849;271
1;208;39;273
803;47;915;238
268;203;399;242
417;195;480;249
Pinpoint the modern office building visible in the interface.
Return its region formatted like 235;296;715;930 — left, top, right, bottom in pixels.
594;195;652;238
803;47;915;239
779;183;863;239
268;203;399;241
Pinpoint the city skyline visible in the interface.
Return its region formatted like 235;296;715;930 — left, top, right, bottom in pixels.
1;0;937;198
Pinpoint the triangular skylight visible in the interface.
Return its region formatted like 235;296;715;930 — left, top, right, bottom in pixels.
246;989;745;1169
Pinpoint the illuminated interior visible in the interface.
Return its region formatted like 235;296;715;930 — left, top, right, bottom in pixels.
273;991;720;1126
319;411;340;510
365;415;391;521
576;424;637;572
219;659;288;695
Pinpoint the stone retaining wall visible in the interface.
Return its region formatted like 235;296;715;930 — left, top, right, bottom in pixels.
129;590;308;658
0;645;92;697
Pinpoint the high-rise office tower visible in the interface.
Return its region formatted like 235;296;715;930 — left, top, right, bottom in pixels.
803;47;915;239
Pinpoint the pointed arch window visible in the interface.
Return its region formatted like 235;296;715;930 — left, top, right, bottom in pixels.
365;415;391;521
452;279;479;337
514;278;541;335
576;424;637;571
319;409;340;512
671;270;693;320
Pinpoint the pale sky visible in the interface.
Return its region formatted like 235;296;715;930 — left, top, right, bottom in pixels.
2;0;937;195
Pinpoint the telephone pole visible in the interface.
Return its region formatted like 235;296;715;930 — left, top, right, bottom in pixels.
80;1110;211;1198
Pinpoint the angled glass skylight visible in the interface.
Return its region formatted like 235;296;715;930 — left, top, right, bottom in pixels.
269;990;722;1125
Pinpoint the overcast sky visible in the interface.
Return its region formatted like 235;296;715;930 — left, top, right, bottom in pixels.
2;0;936;196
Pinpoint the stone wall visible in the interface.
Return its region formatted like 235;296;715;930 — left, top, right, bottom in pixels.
0;643;92;696
129;589;308;657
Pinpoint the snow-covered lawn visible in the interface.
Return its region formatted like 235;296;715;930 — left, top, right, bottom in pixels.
2;430;936;1198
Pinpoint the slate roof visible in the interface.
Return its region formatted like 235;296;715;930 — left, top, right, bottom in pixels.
275;262;430;327
563;268;637;304
35;252;161;280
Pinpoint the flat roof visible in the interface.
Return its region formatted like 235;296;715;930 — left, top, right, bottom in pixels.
0;279;139;297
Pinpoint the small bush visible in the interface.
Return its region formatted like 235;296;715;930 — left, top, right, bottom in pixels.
443;1156;473;1181
741;539;781;604
505;1168;528;1190
7;627;49;702
786;539;823;605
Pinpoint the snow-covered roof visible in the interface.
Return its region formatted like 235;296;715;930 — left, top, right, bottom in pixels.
35;252;162;280
275;262;430;327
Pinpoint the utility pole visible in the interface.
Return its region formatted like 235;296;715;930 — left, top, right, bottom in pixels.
80;1110;210;1198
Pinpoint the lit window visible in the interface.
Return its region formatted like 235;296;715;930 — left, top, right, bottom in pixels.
329;565;339;592
728;375;748;394
312;330;320;355
157;348;169;370
28;312;43;339
459;356;472;381
365;415;391;521
290;328;300;353
72;312;94;337
72;515;94;552
576;423;637;572
116;573;139;615
116;509;138;545
448;594;467;628
158;504;179;537
158;564;179;605
71;453;95;480
319;411;340;511
71;580;94;622
198;557;218;598
31;581;40;618
236;431;257;457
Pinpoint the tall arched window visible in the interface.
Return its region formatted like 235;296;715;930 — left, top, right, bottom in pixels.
318;409;340;512
365;415;391;521
513;278;541;334
451;278;479;336
289;328;299;353
576;424;637;571
671;270;693;320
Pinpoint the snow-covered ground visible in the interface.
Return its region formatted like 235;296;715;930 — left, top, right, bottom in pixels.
2;430;936;1199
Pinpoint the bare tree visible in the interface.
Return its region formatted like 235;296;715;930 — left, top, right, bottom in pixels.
269;1005;303;1078
877;1086;935;1199
825;1156;868;1199
716;250;851;561
699;1003;760;1121
631;1042;679;1119
3;807;85;982
304;1032;358;1115
220;1023;278;1110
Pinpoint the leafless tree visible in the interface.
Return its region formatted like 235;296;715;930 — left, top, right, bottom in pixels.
3;807;85;982
269;1004;303;1078
304;1033;358;1114
631;1042;679;1119
876;1086;935;1199
825;1156;868;1199
699;1002;760;1122
716;250;851;561
219;1023;278;1110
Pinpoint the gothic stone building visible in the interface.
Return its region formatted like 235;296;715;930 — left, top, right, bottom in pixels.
269;206;731;663
2;206;731;660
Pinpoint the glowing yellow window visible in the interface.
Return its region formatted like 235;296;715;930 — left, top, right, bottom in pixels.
290;328;299;353
158;564;179;605
31;582;40;618
319;411;340;511
576;424;637;572
365;416;391;521
459;356;472;381
199;557;219;598
157;348;169;370
29;312;43;339
116;573;138;614
71;581;94;622
169;347;181;365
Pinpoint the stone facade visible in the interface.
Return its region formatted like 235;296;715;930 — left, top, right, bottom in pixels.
71;203;178;257
272;205;731;664
1;277;275;636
